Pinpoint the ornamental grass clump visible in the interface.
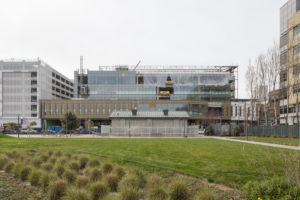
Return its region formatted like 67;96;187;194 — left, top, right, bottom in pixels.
105;174;119;192
64;169;77;183
49;180;67;200
114;166;126;180
76;175;89;188
54;151;62;157
169;180;190;200
32;158;42;168
59;158;68;165
69;161;80;172
90;168;102;182
40;172;51;188
13;163;23;177
132;169;147;188
148;186;168;200
196;186;218;200
79;157;89;169
120;187;139;200
40;154;49;162
102;163;113;174
28;169;42;186
49;158;57;165
0;156;8;170
64;187;89;200
148;174;163;187
20;166;32;181
119;175;139;191
90;182;110;200
41;163;53;171
88;159;100;168
56;165;65;178
4;161;14;173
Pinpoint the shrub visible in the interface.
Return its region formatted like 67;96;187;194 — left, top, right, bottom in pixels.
196;187;218;200
41;163;53;171
148;186;168;200
114;167;126;180
169;180;190;200
90;182;109;200
90;168;102;182
32;158;42;168
102;163;113;174
73;155;78;160
4;162;14;173
49;180;67;200
243;177;300;200
105;174;119;192
120;187;139;200
88;159;100;168
205;126;213;136
49;158;56;165
79;157;89;169
56;165;65;178
28;170;41;186
20;166;31;181
69;162;80;172
64;169;77;183
64;187;89;200
76;175;89;188
0;157;8;170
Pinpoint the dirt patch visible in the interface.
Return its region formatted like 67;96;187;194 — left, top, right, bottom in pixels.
0;171;47;200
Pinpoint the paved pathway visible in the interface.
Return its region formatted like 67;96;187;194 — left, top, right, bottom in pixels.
213;137;300;150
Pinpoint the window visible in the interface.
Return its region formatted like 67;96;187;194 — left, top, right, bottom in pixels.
50;104;53;115
97;104;100;114
31;88;37;93
103;105;105;115
56;104;59;114
91;104;94;114
294;64;300;75
126;104;129;111
31;105;37;111
294;44;300;57
108;104;111;113
44;104;47;115
294;25;300;39
31;114;37;117
62;104;65;114
79;104;82;114
31;96;37;102
73;104;76;113
68;104;70;112
85;104;88;114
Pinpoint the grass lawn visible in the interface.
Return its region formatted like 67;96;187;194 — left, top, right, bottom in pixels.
0;135;298;189
233;136;299;146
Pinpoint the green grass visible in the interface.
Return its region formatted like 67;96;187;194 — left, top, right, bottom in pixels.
233;136;299;146
0;136;299;188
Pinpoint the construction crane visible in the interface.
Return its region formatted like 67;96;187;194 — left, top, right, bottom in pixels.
134;60;141;70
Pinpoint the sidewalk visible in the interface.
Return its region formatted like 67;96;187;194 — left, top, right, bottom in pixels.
213;137;300;151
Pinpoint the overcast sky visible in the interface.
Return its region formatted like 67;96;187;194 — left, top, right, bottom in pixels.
0;0;287;98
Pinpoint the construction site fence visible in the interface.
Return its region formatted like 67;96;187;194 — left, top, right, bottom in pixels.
100;126;199;137
247;125;300;138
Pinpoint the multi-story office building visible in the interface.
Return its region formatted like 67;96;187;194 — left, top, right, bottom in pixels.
280;0;300;124
0;58;74;127
42;65;237;130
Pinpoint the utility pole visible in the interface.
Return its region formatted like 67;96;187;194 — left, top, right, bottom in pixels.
17;115;20;139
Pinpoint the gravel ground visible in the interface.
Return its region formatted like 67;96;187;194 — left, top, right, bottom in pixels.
0;171;47;200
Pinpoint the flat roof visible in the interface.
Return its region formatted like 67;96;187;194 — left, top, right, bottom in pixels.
110;111;189;119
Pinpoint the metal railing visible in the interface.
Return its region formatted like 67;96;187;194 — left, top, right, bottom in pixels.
247;125;300;138
100;126;199;137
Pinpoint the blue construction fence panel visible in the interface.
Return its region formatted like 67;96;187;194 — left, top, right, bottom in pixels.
248;125;300;138
48;126;63;133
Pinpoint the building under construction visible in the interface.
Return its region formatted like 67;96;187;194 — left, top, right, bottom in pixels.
41;63;238;130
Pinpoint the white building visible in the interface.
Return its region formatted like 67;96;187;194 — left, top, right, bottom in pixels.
0;58;74;128
231;100;257;124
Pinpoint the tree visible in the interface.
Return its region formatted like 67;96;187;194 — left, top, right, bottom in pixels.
7;123;17;130
61;112;79;131
246;59;257;125
266;42;280;125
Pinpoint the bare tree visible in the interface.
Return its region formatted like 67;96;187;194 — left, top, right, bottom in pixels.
246;59;257;125
256;53;269;126
266;42;280;125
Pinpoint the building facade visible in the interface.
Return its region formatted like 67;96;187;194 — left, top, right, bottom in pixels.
280;0;300;124
41;65;237;130
0;59;74;127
